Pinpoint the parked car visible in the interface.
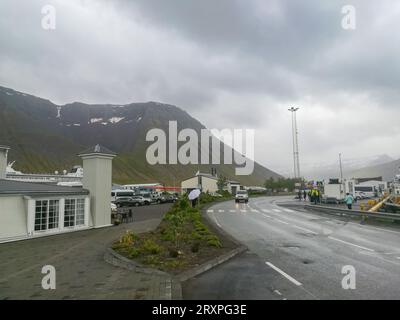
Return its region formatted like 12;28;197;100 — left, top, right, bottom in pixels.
111;202;117;212
131;195;151;206
160;194;178;203
114;197;135;207
235;190;249;203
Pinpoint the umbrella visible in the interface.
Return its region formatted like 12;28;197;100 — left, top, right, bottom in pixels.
188;189;201;200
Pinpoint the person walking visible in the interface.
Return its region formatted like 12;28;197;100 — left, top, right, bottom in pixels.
345;193;354;210
303;190;307;201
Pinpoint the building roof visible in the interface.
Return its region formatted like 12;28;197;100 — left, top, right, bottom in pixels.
196;172;219;180
78;144;117;157
0;179;89;196
181;172;219;183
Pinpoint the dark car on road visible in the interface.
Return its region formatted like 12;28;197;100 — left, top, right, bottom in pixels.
114;197;135;208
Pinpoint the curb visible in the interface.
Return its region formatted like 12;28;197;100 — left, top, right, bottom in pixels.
104;247;169;276
174;245;247;283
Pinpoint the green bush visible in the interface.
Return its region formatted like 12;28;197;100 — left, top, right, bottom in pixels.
127;247;141;258
118;231;138;246
207;237;222;248
142;239;162;254
143;255;160;265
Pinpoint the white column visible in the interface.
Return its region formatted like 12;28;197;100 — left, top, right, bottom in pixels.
84;196;90;227
26;198;35;236
59;198;65;231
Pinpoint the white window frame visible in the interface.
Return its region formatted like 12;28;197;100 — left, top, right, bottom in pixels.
34;199;60;233
28;196;89;236
63;197;87;229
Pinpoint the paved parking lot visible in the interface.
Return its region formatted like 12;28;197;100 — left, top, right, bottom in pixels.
0;203;172;300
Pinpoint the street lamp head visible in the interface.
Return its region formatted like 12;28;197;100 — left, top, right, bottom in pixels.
288;107;300;112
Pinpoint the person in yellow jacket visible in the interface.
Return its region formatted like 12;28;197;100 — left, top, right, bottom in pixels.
311;188;320;205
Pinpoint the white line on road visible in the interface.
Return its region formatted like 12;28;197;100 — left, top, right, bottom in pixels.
251;209;259;213
213;216;222;228
262;214;272;219
262;209;271;213
273;209;282;213
292;225;318;235
229;209;236;213
266;262;302;286
328;236;375;252
207;209;214;213
274;219;289;225
283;209;295;213
218;209;224;213
240;210;247;213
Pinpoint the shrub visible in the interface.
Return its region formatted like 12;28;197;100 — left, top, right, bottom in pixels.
143;255;160;265
141;239;162;255
206;235;222;247
119;231;138;246
127;247;141;258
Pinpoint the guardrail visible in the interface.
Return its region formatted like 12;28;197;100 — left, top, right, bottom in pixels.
303;204;400;221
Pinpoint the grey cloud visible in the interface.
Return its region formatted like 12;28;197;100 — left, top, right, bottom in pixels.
0;0;399;174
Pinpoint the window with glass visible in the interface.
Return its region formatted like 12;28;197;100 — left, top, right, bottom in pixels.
34;200;59;231
76;199;85;226
64;199;76;227
64;198;86;227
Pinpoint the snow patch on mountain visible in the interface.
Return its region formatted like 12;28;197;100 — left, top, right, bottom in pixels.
109;117;125;124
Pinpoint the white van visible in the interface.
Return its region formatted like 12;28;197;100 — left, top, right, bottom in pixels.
111;189;135;202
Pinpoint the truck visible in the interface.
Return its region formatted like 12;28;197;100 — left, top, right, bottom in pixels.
322;181;346;204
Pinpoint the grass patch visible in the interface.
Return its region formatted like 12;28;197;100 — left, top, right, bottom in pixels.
112;194;231;273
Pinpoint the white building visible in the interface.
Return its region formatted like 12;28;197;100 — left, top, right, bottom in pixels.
181;172;241;195
181;172;219;194
0;144;116;243
227;180;241;195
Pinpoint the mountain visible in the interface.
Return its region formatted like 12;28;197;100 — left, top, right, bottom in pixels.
345;158;400;182
280;154;395;180
0;85;281;185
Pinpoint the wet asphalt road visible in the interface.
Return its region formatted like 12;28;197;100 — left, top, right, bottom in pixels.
183;196;400;300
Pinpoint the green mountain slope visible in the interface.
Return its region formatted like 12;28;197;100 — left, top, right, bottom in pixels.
0;85;281;185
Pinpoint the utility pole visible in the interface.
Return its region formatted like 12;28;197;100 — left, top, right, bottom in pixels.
339;153;346;194
288;107;301;179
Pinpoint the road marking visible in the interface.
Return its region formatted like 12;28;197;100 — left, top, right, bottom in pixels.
292;225;318;235
283;209;295;213
328;236;375;252
262;213;272;219
266;262;302;286
275;219;289;225
262;209;271;213
251;209;259;213
240;210;247;213
213;216;222;228
273;209;282;213
207;209;214;213
218;209;224;213
229;209;236;213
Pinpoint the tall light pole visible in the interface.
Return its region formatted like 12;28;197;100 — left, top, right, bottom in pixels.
288;107;301;179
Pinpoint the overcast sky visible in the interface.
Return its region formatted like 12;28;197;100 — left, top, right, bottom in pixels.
1;0;400;176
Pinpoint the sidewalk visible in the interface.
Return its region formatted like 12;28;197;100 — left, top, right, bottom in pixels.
0;219;175;300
